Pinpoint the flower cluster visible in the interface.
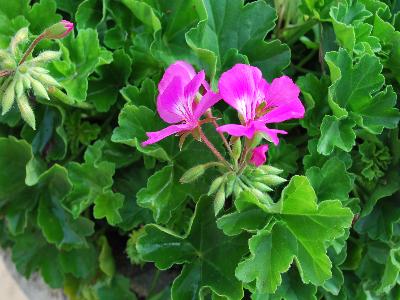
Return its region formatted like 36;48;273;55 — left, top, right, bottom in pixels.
0;20;73;129
143;61;304;168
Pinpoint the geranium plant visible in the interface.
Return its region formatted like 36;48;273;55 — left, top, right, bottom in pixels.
0;0;399;299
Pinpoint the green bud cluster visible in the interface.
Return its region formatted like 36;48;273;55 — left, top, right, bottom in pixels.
208;165;286;215
0;27;61;129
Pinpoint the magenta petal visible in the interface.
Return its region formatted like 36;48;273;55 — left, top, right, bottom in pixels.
141;124;192;146
216;124;256;139
158;61;196;95
157;76;186;124
218;64;263;122
193;91;221;119
261;76;305;123
184;70;205;108
250;144;269;167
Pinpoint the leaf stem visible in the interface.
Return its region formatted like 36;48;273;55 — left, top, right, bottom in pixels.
198;126;232;169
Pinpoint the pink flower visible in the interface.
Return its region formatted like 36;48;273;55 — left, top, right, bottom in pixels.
216;64;304;144
142;61;220;146
45;20;74;39
250;145;269;167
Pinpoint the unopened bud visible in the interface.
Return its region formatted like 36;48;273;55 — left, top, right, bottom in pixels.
44;20;74;39
15;77;24;98
231;137;241;162
208;176;225;196
2;80;16;115
214;185;225;216
257;175;286;187
0;50;11;60
180;164;206;183
233;184;243;199
22;75;31;89
30;67;49;74
17;94;35;130
252;182;273;193
32;73;60;87
1;58;16;69
30;77;49;100
30;51;61;64
11;27;29;56
259;165;283;175
225;173;236;197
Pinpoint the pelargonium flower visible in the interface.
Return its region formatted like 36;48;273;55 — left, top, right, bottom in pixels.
250;144;269;167
142;61;220;146
216;64;304;144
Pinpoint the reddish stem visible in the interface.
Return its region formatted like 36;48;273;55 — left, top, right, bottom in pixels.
198;126;231;169
19;33;47;66
206;110;233;155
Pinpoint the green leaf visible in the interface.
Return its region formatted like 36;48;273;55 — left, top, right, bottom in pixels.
76;0;108;29
329;1;375;53
297;74;330;136
60;243;97;278
353;86;400;134
26;0;62;34
65;143;116;217
111;104;170;161
136;165;189;224
0;137;31;204
251;268;317;300
236;176;353;293
98;236;115;278
185;0;289;80
306;157;354;201
49;29;111;101
378;247;400;294
137;197;248;300
121;0;161;32
355;200;400;242
37;165;94;249
120;78;156;110
97;275;137;300
11;230;64;288
317;115;356;155
217;191;272;236
93;191;124;226
236;221;297;293
88;49;132;112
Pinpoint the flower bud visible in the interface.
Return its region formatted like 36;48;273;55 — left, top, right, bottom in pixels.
1;58;16;69
225;173;236;197
30;51;61;64
2;80;16;115
44;20;74;39
257;174;286;187
30;77;49;100
11;27;29;55
233;183;243;199
32;73;60;87
208;176;225;196
214;185;225;216
259;165;283;175
252;182;273;193
15;77;24;98
231;137;241;162
180;164;206;183
17;94;35;130
22;75;31;89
